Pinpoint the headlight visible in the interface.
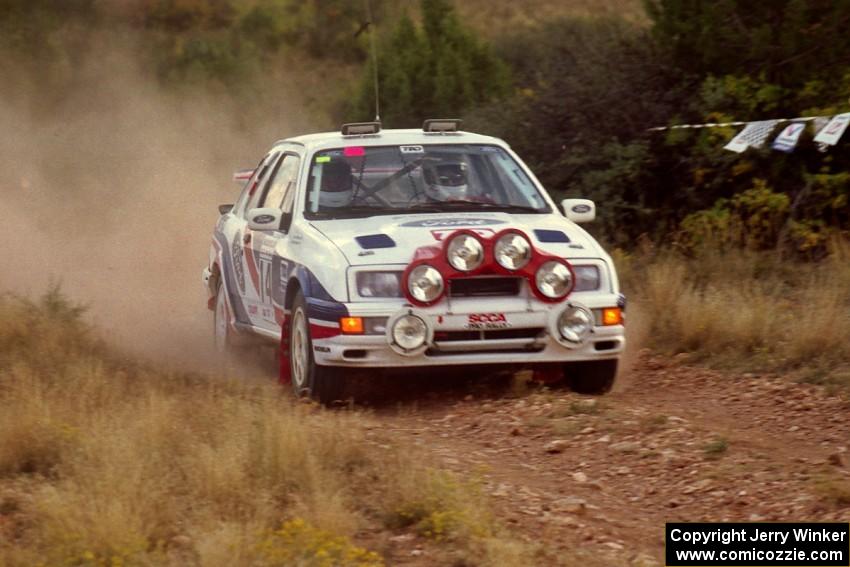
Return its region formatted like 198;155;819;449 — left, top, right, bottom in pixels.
356;271;402;297
535;260;572;298
447;234;484;271
407;265;444;302
572;265;600;292
494;233;531;270
391;314;428;350
558;305;593;344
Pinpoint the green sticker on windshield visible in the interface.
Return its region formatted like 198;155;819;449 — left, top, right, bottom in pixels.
316;156;331;163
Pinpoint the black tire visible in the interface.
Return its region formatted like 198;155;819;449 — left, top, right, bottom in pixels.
289;291;346;403
563;359;618;395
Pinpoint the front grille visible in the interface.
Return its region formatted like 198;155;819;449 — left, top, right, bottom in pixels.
434;328;545;342
448;277;522;297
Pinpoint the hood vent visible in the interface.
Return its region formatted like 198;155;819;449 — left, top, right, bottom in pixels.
355;234;396;249
534;229;570;243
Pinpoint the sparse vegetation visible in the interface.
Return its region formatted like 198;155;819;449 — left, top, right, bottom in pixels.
813;477;850;509
703;438;729;459
0;290;529;565
620;243;850;387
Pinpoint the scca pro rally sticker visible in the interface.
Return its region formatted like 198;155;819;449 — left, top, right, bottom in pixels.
401;218;507;228
465;313;511;330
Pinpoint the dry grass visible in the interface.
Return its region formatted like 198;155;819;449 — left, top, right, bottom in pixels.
0;289;530;566
619;243;850;385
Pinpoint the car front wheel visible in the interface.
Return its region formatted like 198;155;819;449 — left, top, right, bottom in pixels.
213;282;236;353
562;359;618;395
289;291;345;403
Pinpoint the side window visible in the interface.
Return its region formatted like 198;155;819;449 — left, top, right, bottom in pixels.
232;156;265;215
262;154;300;210
238;151;281;217
262;154;301;233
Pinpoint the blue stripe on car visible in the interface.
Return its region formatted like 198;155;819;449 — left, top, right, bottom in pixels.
213;230;251;323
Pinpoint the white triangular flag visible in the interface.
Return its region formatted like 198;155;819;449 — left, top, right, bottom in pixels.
772;122;806;153
724;120;779;153
813;113;850;146
811;116;830;134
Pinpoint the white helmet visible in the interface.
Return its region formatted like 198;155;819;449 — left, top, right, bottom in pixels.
423;160;468;201
319;160;353;208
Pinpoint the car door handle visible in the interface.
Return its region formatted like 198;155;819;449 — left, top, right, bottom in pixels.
243;232;252;244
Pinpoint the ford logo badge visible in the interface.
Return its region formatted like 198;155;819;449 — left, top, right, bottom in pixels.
572;204;591;214
253;214;276;224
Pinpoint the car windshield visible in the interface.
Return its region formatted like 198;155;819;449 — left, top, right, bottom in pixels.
304;144;550;218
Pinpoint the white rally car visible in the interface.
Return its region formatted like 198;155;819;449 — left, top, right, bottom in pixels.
203;120;625;402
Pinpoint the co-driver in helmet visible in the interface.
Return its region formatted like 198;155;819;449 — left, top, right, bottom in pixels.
318;160;353;208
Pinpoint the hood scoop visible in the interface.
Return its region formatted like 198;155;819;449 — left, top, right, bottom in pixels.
533;229;570;243
355;234;396;249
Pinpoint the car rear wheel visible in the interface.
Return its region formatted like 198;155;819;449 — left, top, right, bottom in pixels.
562;359;618;395
289;291;346;403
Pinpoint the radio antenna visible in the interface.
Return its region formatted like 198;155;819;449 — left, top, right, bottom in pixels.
364;0;381;123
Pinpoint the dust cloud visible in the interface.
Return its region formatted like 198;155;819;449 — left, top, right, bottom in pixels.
0;34;313;368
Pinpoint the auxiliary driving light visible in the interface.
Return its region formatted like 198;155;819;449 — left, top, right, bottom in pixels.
558;305;594;344
494;233;532;270
391;314;428;351
407;265;444;303
447;234;484;271
535;260;572;298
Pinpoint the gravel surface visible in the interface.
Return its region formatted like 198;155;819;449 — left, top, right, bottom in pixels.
370;352;850;565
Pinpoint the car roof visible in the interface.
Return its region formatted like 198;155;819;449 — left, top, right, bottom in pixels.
273;128;508;153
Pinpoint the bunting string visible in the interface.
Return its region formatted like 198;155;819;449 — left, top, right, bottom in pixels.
647;116;824;131
648;112;850;153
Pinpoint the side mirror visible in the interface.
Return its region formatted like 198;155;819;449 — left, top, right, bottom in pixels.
219;204;234;215
247;207;282;231
561;198;596;223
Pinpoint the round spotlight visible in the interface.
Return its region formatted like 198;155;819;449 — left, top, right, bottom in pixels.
494;233;531;270
391;314;428;350
407;265;444;303
447;234;484;272
535;260;572;299
557;305;594;344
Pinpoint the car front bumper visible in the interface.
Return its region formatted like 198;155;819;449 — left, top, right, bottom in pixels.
311;294;625;369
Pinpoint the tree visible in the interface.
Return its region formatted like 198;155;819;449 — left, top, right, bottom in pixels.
644;0;850;88
348;0;509;127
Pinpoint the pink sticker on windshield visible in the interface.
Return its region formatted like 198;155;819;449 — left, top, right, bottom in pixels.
344;146;365;157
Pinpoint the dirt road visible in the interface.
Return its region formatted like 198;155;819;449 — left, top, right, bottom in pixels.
367;353;850;565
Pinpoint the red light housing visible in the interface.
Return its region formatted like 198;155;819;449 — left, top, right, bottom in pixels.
401;228;575;306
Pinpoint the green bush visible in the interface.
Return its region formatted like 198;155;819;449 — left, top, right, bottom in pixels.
679;180;790;251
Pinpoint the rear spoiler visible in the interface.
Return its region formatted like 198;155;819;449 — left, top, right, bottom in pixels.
233;168;254;185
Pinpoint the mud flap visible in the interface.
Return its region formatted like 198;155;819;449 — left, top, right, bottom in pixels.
279;313;291;385
532;363;562;384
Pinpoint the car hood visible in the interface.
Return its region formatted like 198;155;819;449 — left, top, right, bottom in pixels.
309;212;604;266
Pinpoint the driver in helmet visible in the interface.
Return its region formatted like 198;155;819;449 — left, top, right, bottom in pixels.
318;160;353;208
422;159;470;202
